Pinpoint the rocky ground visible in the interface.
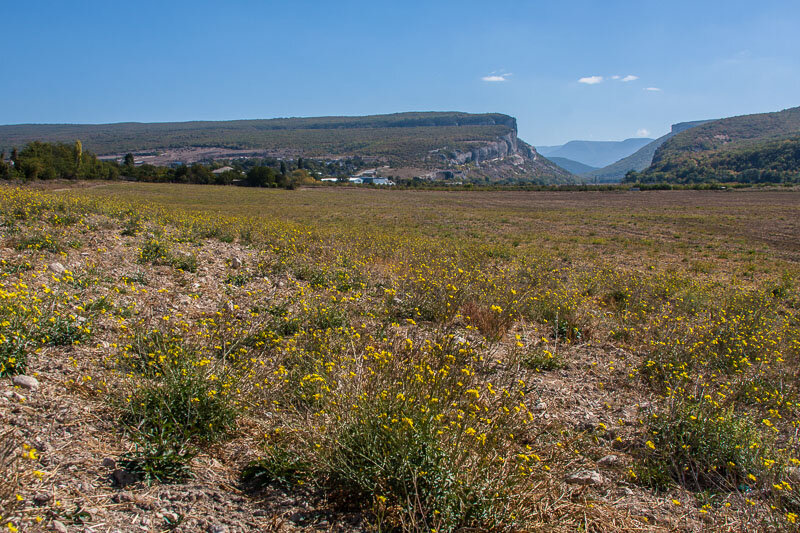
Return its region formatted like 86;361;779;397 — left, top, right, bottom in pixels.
1;185;792;532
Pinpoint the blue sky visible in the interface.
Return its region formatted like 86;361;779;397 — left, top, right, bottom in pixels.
2;0;799;145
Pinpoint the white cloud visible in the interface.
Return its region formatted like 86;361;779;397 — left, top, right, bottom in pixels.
621;74;639;82
482;72;511;82
636;128;650;137
611;75;621;80
645;87;662;92
578;75;603;85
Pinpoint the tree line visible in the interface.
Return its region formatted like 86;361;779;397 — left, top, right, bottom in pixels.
0;141;338;189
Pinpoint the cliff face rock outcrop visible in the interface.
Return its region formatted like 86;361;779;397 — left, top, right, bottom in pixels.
425;123;576;184
447;129;543;165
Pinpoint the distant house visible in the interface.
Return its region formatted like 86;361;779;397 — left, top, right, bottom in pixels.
320;178;337;182
348;177;363;184
212;166;234;174
362;177;395;185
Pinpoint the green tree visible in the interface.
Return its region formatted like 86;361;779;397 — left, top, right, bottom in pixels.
246;166;277;187
74;140;83;176
20;158;46;180
0;152;8;179
123;153;135;169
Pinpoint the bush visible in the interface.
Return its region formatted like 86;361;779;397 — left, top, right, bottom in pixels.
321;401;516;530
634;401;777;492
248;334;533;530
242;444;311;489
119;332;238;483
170;252;198;273
293;263;327;287
139;238;171;264
525;293;588;341
522;347;566;371
123;363;236;443
119;427;197;484
0;334;27;377
225;272;249;287
15;232;62;253
39;315;92;346
121;216;143;236
138;237;197;272
309;304;348;330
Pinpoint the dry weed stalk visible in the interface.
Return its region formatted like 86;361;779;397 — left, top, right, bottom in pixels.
0;430;20;520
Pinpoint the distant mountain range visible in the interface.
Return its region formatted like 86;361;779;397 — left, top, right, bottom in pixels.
544;157;598;175
584;120;713;182
536;137;653;168
628;106;800;184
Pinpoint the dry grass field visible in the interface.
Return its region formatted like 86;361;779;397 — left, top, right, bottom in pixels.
1;182;799;531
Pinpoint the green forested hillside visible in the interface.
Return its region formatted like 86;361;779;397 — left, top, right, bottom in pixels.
654;107;800;156
585;120;712;182
0;112;515;164
627;107;800;184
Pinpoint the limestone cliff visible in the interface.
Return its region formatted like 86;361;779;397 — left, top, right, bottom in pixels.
427;123;577;184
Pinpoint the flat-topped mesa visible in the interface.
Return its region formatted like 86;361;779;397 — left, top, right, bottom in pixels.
0;112;520;156
0;111;577;184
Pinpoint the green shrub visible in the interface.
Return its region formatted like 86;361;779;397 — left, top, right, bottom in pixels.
123;364;236;443
15;232;62;253
247;334;532;531
525;294;587;341
634;401;777;492
118;327;238;484
309;304;348;330
120;217;143;236
139;238;171;264
138;238;197;272
47;212;81;227
123;329;190;377
388;292;445;323
119;427;197;484
39;315;91;346
522;347;566;371
293;263;327;287
1;261;32;275
319;393;518;530
170;252;198;273
0;334;27;377
331;269;364;292
121;270;148;285
225;273;249;287
242;444;311;489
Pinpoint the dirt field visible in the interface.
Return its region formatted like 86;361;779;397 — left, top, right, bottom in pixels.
1;183;799;532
